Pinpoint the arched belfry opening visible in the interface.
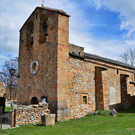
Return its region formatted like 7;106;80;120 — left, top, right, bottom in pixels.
30;97;39;104
27;21;34;47
39;14;48;44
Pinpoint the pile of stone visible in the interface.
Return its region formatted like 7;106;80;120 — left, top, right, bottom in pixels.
12;102;49;111
11;102;50;127
90;111;98;115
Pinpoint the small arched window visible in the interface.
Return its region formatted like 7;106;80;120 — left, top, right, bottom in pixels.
30;97;39;104
27;21;34;47
40;14;48;44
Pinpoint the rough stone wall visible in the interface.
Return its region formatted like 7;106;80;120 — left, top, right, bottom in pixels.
68;57;95;119
68;55;135;119
95;67;105;110
18;7;70;121
11;104;50;127
69;44;84;56
120;75;135;108
101;68;121;110
57;14;70;121
18;6;135;122
18;8;59;113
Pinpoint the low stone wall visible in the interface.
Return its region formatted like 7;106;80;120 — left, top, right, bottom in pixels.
11;103;50;127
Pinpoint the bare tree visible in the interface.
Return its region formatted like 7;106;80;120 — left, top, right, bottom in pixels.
119;48;135;66
0;57;18;100
0;57;18;86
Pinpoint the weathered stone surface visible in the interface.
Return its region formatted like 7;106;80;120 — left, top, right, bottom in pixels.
68;54;135;118
18;5;135;122
11;103;50;127
41;114;55;126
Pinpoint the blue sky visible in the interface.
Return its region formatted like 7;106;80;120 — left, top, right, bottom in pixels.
0;0;135;70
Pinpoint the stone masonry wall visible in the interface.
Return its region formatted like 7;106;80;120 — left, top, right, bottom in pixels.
18;6;135;122
56;14;70;121
68;55;135;119
68;57;95;119
11;103;50;127
18;6;70;121
69;44;84;56
18;8;59;114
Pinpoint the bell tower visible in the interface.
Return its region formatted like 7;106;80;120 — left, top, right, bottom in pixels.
18;5;70;121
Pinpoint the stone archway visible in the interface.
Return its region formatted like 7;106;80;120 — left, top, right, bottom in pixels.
30;97;39;104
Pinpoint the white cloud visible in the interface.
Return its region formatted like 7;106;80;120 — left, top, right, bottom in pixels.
70;29;135;60
0;55;11;61
0;18;19;57
126;28;135;37
90;0;135;37
93;0;102;10
0;0;135;71
120;20;130;30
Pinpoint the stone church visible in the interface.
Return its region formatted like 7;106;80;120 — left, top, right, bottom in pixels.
18;5;135;121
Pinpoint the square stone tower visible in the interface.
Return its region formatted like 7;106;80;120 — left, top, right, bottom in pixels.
18;5;70;121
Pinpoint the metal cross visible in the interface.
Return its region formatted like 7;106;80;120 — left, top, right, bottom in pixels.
42;0;44;4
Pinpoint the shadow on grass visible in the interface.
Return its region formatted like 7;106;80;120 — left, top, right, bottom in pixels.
35;123;44;126
117;106;135;113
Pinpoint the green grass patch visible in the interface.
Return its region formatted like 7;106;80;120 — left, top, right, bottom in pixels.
5;106;12;112
1;106;135;134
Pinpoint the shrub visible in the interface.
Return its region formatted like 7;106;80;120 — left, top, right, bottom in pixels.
97;110;111;116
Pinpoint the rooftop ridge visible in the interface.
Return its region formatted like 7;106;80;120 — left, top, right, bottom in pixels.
84;52;135;70
20;6;70;31
37;6;70;17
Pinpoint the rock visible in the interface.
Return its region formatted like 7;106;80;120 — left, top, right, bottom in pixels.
12;104;18;109
110;108;116;117
38;104;43;107
32;105;38;108
15;125;19;127
93;111;98;115
18;107;23;109
90;111;98;115
46;109;50;113
24;105;33;110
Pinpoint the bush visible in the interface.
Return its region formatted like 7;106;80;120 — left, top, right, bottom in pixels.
97;110;111;116
0;97;5;114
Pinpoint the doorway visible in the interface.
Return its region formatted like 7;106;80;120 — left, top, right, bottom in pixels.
30;97;39;104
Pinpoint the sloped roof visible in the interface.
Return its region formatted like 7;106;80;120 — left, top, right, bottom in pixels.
20;6;70;31
69;43;135;70
38;6;70;17
84;52;135;70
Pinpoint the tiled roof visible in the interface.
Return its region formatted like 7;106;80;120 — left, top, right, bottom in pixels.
84;52;135;70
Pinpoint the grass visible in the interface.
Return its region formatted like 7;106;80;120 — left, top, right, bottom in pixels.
1;106;135;135
4;106;12;112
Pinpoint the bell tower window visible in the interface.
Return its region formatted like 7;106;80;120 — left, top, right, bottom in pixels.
27;21;34;47
40;14;48;44
42;21;48;36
